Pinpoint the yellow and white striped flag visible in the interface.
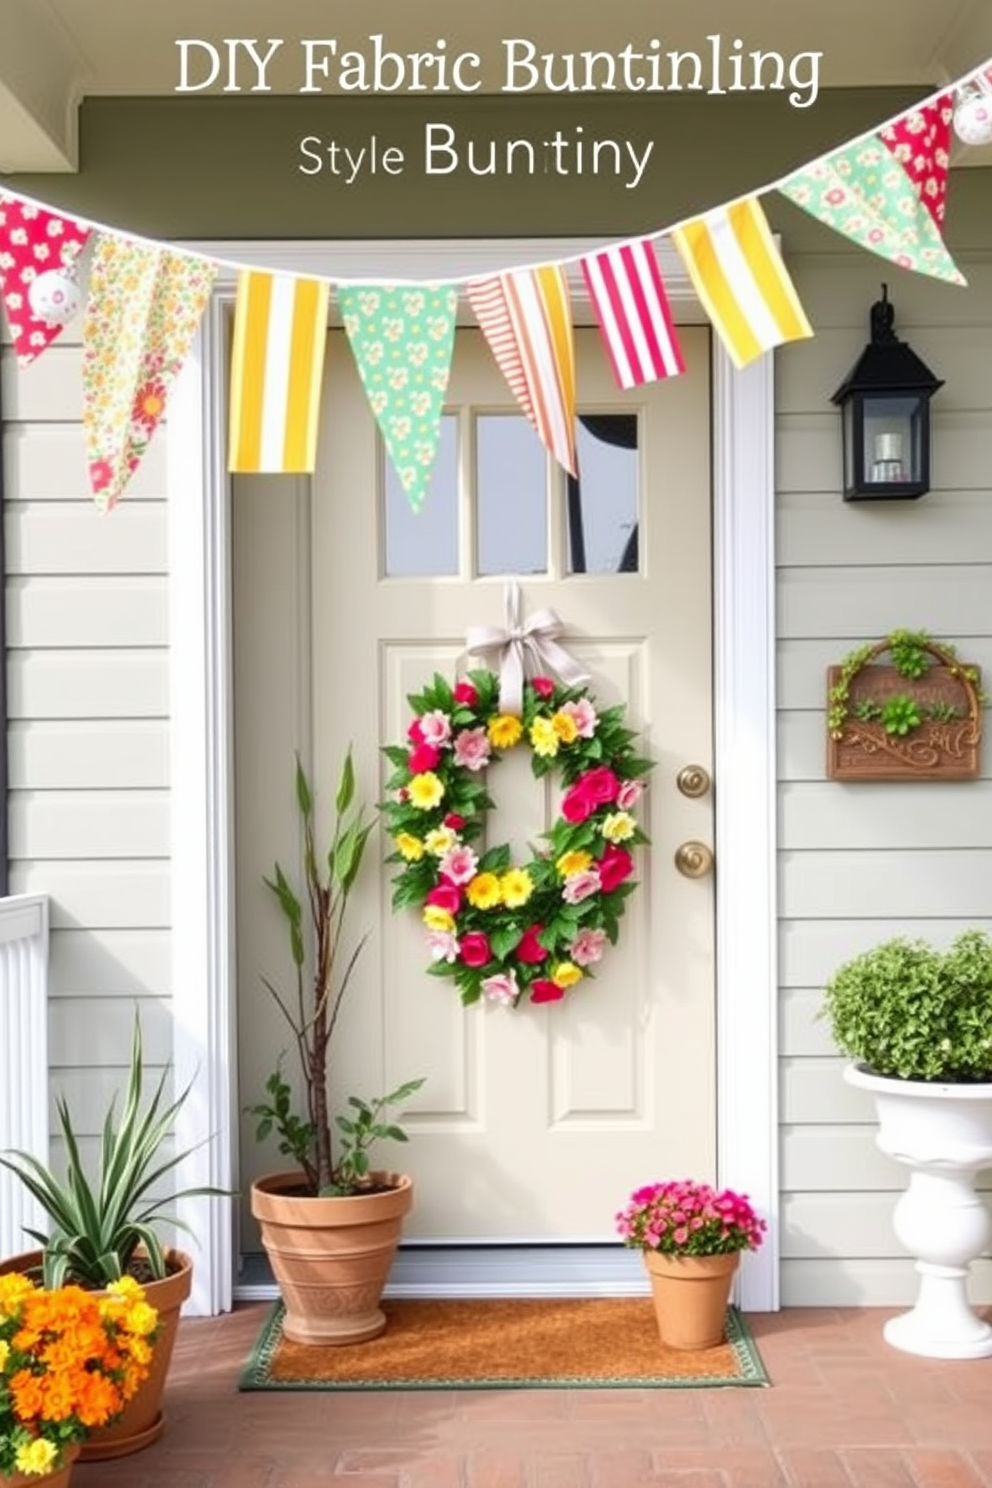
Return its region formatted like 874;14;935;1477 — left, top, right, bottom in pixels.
228;271;329;473
671;199;813;369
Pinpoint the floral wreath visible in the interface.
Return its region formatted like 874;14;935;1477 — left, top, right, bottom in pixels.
381;667;652;1009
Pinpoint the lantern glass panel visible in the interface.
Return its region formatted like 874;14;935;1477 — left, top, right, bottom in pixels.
862;395;922;486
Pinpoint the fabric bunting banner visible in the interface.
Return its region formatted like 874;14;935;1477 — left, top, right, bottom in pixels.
878;92;954;229
779;135;965;287
467;265;577;475
0;196;90;366
580;238;685;390
82;238;217;509
671;199;813;370
229;271;330;473
337;283;458;512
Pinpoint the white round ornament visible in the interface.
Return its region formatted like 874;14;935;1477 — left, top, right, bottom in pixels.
953;90;992;147
27;268;81;325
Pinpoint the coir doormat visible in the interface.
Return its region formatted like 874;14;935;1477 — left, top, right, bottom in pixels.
239;1298;769;1391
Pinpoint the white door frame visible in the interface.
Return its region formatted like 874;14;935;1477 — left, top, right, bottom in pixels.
167;237;778;1315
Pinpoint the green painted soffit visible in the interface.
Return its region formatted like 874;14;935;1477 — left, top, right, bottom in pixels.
2;88;930;241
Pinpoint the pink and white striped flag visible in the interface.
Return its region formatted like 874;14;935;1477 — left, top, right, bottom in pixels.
580;239;685;389
467;264;576;476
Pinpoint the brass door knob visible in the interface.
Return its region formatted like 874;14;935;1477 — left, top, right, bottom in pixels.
676;765;712;799
674;841;714;879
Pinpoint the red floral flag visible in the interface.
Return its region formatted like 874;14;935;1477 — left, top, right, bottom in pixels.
0;195;90;365
879;92;954;229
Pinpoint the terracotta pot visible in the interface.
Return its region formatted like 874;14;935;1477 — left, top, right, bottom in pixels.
0;1445;80;1488
0;1249;192;1460
251;1169;413;1345
643;1250;739;1351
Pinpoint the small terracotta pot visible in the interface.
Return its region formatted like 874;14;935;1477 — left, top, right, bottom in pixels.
252;1170;413;1345
643;1250;740;1351
1;1444;80;1487
0;1249;192;1460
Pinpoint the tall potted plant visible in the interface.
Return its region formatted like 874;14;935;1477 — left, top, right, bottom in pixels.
0;1017;229;1459
247;752;424;1346
822;930;992;1359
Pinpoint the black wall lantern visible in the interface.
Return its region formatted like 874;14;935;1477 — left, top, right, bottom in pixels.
831;285;944;501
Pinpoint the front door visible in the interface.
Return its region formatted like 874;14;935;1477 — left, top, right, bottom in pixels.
233;324;714;1246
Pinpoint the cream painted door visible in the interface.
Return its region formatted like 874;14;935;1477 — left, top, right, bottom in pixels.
234;325;714;1245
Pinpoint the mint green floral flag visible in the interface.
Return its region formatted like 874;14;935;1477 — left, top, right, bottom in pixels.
779;137;966;286
338;283;459;512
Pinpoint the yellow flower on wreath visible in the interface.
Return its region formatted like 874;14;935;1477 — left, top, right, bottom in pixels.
424;826;458;856
423;904;456;932
395;832;426;862
529;716;559;758
557;849;593;879
500;868;534;908
488;714;523;750
551;710;579;744
602;811;636;843
408;771;445;810
552;961;584;989
466;872;502;909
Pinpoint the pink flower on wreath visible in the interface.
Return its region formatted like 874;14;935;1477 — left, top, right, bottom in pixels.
599;845;634;894
408;741;441;774
454;681;479;706
426;882;462;915
530;979;565;1004
616;779;643;811
444;813;466;830
569;926;607;966
516;924;548;964
561;784;595;824
481;971;519;1006
426;928;460;963
459;931;492;968
408;718;425;744
583;767;621;805
559;697;598;739
530;676;555;699
453;727;491;772
419;709;452;747
438;844;479;886
562;869;601;905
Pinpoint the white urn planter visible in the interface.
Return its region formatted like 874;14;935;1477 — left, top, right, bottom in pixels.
845;1062;992;1359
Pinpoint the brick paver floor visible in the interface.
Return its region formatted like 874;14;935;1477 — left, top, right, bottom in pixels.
73;1303;992;1488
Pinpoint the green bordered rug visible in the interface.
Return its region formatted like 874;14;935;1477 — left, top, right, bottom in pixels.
239;1297;770;1391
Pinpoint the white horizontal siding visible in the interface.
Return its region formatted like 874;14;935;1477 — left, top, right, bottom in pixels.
48;1065;175;1133
2;334;175;1206
773;242;992;1305
7;650;169;719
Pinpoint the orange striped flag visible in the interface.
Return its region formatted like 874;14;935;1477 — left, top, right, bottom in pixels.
671;199;813;369
467;265;576;475
228;271;329;473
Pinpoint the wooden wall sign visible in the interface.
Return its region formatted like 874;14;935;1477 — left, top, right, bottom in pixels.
827;633;983;782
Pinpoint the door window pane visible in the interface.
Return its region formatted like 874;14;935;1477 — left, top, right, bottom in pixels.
567;414;640;575
383;415;458;577
476;415;548;576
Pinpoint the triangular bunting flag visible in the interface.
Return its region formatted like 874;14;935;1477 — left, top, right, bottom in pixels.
467;265;576;476
580;238;685;390
671;199;814;369
879;93;954;229
0;196;90;365
337;283;458;512
228;271;329;473
779;135;965;286
82;237;216;510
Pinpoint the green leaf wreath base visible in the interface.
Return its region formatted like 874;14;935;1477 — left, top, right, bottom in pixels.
380;668;653;1010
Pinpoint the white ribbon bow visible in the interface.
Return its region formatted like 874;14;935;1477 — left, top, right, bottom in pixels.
465;580;590;717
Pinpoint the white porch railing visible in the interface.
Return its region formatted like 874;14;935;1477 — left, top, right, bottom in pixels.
0;894;49;1258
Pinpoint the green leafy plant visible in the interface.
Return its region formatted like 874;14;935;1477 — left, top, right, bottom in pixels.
887;629;932;680
820;931;992;1082
246;752;424;1197
880;694;922;736
0;1016;228;1287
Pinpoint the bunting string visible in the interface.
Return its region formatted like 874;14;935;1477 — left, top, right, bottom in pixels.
0;54;987;507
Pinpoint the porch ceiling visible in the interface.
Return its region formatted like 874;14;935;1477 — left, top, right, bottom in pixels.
3;0;992;173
